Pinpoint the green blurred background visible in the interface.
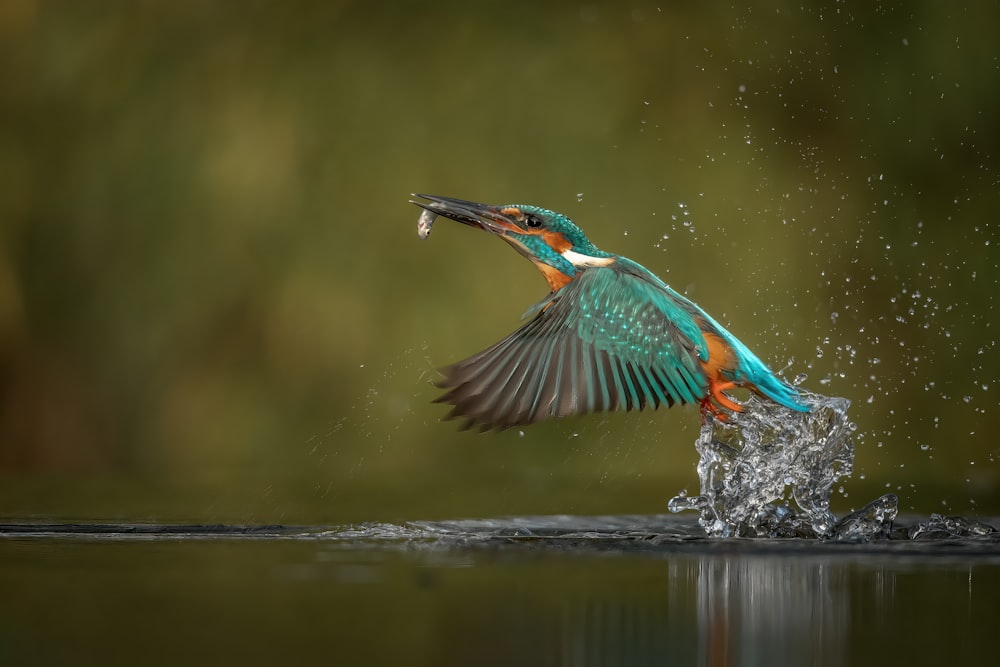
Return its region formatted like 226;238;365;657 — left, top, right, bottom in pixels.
1;1;997;524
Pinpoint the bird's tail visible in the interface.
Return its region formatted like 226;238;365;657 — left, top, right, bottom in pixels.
747;369;810;412
720;331;810;412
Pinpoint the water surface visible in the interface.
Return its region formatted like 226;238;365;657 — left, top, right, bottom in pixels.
3;515;998;666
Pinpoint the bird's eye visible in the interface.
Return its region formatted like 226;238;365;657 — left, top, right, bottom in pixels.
525;214;543;228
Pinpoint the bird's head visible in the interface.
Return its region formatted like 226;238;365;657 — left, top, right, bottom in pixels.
411;194;615;291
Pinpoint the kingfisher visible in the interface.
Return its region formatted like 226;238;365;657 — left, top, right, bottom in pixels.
411;194;809;431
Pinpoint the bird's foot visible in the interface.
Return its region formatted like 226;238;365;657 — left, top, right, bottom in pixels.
700;380;743;422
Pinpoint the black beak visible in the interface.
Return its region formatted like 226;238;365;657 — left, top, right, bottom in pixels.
409;194;515;235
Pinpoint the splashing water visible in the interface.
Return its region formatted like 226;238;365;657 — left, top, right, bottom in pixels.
668;390;898;539
908;513;996;540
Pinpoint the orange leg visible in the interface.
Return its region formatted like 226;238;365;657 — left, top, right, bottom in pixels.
700;378;743;421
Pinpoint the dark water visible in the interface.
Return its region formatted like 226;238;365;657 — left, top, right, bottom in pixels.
3;515;998;666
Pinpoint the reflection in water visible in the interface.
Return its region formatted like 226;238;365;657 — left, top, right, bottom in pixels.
694;557;849;667
433;554;864;666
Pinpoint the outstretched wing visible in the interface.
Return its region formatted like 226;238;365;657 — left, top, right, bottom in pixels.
435;265;710;430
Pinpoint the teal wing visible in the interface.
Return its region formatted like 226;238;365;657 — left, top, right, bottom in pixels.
435;265;710;431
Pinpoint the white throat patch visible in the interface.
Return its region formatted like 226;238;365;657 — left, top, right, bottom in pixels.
561;248;616;268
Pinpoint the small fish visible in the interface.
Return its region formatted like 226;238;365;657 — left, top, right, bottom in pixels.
417;209;437;239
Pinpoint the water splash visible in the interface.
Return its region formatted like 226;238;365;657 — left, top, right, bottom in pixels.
834;493;899;541
668;390;898;539
909;513;996;540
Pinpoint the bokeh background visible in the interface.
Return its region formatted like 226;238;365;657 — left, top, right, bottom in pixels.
1;1;997;524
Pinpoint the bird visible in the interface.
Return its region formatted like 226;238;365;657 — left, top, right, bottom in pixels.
411;194;809;431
